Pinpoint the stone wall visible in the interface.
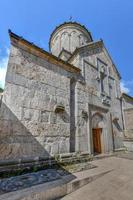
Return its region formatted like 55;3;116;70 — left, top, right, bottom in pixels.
0;28;125;160
124;109;133;131
75;81;115;153
122;94;133;138
71;43;124;151
122;95;133;149
0;42;78;160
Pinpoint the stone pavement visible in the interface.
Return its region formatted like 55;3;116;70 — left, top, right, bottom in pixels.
60;155;133;200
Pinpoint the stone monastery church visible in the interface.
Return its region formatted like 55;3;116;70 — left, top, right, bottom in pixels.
0;22;133;160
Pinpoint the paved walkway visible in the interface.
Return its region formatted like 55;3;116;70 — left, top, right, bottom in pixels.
61;156;133;200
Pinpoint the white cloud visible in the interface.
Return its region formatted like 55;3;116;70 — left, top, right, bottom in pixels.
0;48;9;89
120;81;130;94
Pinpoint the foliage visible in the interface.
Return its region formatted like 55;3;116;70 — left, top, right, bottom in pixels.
0;87;3;93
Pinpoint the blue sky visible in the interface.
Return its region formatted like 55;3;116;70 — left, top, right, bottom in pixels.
0;0;133;95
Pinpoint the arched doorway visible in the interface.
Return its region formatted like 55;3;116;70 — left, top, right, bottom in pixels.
91;113;106;154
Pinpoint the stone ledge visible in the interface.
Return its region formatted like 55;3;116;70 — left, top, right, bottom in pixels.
0;153;91;167
124;138;133;142
0;154;92;178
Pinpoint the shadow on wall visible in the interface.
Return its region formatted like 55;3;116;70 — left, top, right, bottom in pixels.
0;102;77;195
0;102;70;162
113;120;122;132
70;78;76;152
0;103;51;160
113;119;124;150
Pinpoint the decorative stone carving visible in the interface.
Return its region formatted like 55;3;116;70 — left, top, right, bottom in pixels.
101;95;110;106
100;69;106;80
82;110;88;120
92;113;105;129
101;65;106;73
95;75;100;82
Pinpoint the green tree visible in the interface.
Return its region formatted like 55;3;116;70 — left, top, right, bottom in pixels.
0;87;3;93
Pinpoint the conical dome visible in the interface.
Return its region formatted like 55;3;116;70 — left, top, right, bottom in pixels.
49;22;93;57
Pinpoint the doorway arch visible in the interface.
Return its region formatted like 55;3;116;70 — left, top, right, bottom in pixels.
91;113;106;154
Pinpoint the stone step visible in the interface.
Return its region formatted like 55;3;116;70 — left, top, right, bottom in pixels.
0;168;112;200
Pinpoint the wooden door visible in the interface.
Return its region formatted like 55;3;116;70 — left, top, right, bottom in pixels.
93;128;102;154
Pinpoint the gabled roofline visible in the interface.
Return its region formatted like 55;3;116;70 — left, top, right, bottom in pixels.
68;39;121;79
122;93;133;100
8;30;81;74
102;41;121;79
68;40;102;62
58;48;72;59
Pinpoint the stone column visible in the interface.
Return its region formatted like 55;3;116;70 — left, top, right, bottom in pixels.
75;82;79;152
87;104;92;154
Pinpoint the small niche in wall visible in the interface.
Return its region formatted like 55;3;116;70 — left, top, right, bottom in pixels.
54;104;65;113
112;117;119;122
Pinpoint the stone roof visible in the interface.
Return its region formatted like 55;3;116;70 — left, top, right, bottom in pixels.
122;93;133;100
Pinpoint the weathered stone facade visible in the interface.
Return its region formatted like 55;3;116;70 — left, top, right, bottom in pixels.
0;22;125;160
122;93;133;151
122;93;133;133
